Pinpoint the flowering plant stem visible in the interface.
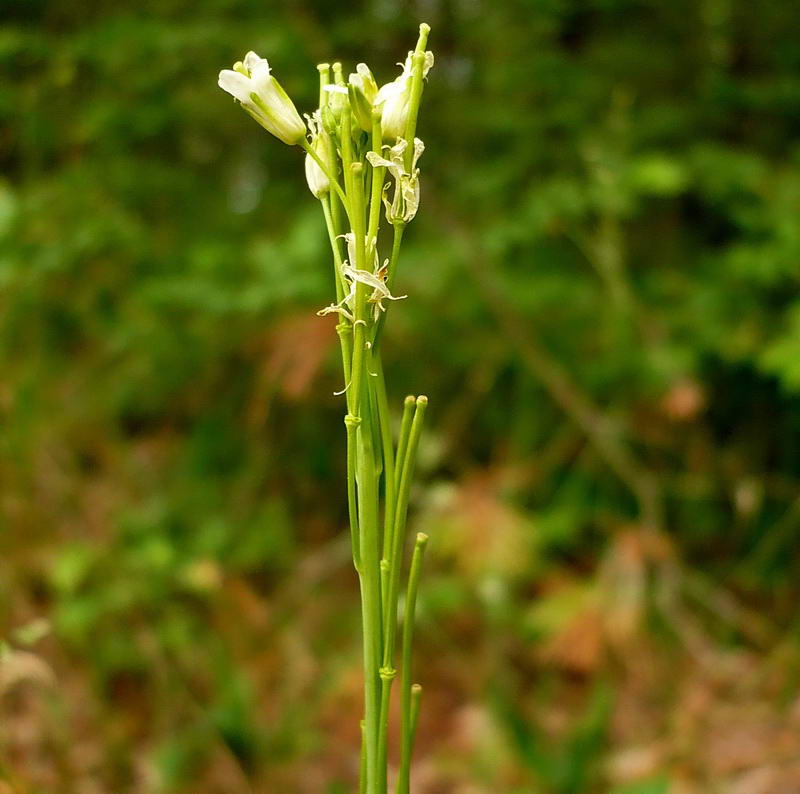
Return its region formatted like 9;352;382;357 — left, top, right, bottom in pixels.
219;23;433;792
324;26;431;793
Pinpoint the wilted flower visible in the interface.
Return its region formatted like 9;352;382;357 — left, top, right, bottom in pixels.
304;112;331;198
317;233;406;321
366;137;425;224
342;232;378;273
375;50;434;141
218;52;306;145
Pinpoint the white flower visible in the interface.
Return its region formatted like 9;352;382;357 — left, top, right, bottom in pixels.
375;51;433;141
304;112;331;198
366;137;425;224
218;52;306;145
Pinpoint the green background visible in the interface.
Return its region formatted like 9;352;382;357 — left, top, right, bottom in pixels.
3;0;800;791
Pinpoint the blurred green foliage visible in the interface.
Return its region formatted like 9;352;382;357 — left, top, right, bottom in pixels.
3;0;800;791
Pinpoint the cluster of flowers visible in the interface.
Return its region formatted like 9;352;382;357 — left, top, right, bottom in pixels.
218;39;433;225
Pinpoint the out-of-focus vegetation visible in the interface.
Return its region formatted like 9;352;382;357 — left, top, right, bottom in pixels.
3;1;800;791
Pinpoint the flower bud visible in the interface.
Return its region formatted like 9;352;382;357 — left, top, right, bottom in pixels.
321;106;338;137
218;52;306;145
375;51;433;141
321;63;349;125
323;84;349;123
348;63;378;133
304;114;331;199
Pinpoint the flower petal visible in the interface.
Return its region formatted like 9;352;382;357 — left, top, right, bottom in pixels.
218;70;253;104
412;137;425;170
375;76;407;105
342;266;392;296
249;61;272;95
243;51;267;73
366;152;395;171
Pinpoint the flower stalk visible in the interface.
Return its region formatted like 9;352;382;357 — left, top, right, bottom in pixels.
219;26;434;792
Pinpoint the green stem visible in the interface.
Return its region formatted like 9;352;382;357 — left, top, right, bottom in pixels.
324;195;360;574
374;369;396;779
345;411;361;573
360;719;367;794
321;197;347;304
398;684;422;793
340;104;354;192
402;24;431;172
357;380;383;794
368;108;385;242
396;533;428;794
320;192;350;387
317;62;331;106
377;664;395;792
348;163;370;423
393;395;416;506
373;355;396;561
344;130;383;790
368;365;385;482
371;225;404;351
382;396;427;673
325;116;345;246
410;684;422;741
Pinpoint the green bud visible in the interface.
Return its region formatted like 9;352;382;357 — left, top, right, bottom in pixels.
325;83;349;124
321;106;338;137
348;63;378;133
